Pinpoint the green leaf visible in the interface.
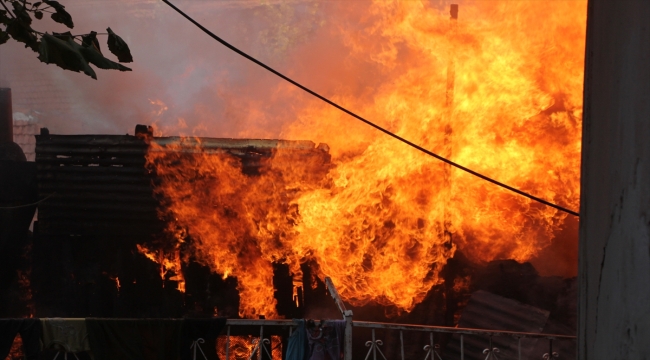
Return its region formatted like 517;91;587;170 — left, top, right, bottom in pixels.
39;33;95;78
11;1;32;26
52;31;73;40
106;27;133;63
38;32;132;80
81;31;101;54
6;18;39;51
34;11;43;20
79;42;131;72
0;10;10;25
0;29;9;45
43;0;73;28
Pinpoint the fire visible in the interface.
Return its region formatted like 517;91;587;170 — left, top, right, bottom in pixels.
17;270;34;318
217;335;282;360
144;1;586;317
136;243;186;292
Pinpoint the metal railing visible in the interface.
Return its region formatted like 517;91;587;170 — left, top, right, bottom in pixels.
323;277;575;360
29;278;575;360
212;318;574;360
352;321;573;360
210;278;575;360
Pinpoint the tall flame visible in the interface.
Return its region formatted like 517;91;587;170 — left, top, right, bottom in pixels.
145;0;586;318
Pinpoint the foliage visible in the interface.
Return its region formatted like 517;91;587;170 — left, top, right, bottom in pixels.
0;0;133;79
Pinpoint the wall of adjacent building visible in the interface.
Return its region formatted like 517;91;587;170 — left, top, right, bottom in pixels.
579;1;650;358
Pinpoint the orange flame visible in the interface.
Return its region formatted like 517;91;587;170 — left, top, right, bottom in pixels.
217;335;282;360
136;243;186;292
144;1;586;317
6;334;24;360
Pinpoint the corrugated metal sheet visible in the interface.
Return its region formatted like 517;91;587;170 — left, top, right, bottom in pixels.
35;131;330;237
444;290;551;360
35;133;154;236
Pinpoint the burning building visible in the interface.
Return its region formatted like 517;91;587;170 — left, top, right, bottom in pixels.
31;125;331;318
18;122;578;357
0;0;591;359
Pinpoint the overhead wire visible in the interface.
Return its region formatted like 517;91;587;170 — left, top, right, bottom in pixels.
0;193;55;209
161;0;580;217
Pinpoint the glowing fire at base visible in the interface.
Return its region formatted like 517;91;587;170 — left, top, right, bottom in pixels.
5;334;23;360
217;335;282;360
144;1;586;318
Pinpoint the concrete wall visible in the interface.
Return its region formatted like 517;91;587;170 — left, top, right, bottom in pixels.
579;1;650;359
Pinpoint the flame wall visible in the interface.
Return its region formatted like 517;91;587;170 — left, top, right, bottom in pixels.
1;0;587;319
146;1;586;318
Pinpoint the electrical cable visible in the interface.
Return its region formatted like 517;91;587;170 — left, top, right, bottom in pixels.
0;193;55;209
161;0;580;217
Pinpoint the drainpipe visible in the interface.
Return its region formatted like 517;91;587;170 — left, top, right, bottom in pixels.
0;88;26;161
0;88;11;143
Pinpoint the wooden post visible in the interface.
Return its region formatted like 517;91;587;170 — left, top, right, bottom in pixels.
443;4;458;249
325;277;353;360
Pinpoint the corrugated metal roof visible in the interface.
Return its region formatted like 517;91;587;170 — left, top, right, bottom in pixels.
444;290;550;360
35;132;330;237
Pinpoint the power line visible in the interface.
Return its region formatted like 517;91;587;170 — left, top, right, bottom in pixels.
0;193;55;209
161;0;580;218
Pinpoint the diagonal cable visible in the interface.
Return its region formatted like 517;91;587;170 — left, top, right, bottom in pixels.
161;0;579;217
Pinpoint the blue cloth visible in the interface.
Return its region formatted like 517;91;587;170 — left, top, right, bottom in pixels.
286;319;309;360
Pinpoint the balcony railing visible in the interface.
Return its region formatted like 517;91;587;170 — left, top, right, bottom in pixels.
209;277;576;360
215;318;574;360
13;277;575;360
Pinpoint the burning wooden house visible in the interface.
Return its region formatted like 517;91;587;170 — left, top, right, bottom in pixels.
0;0;592;357
10;124;576;360
31;125;331;319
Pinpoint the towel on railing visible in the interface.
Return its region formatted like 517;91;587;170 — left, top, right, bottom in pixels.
180;317;227;360
0;318;41;360
41;318;90;353
306;320;346;360
286;319;309;360
86;319;182;360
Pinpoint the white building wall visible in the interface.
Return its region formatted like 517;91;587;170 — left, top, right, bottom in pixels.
13;113;41;162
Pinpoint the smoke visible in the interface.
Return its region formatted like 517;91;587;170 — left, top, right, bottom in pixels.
0;0;333;135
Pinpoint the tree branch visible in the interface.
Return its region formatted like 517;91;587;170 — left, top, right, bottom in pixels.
0;0;16;18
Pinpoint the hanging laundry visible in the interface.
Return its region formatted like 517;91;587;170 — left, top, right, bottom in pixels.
41;318;91;354
286;320;309;360
306;320;346;360
180;317;227;360
0;318;41;360
86;319;182;360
